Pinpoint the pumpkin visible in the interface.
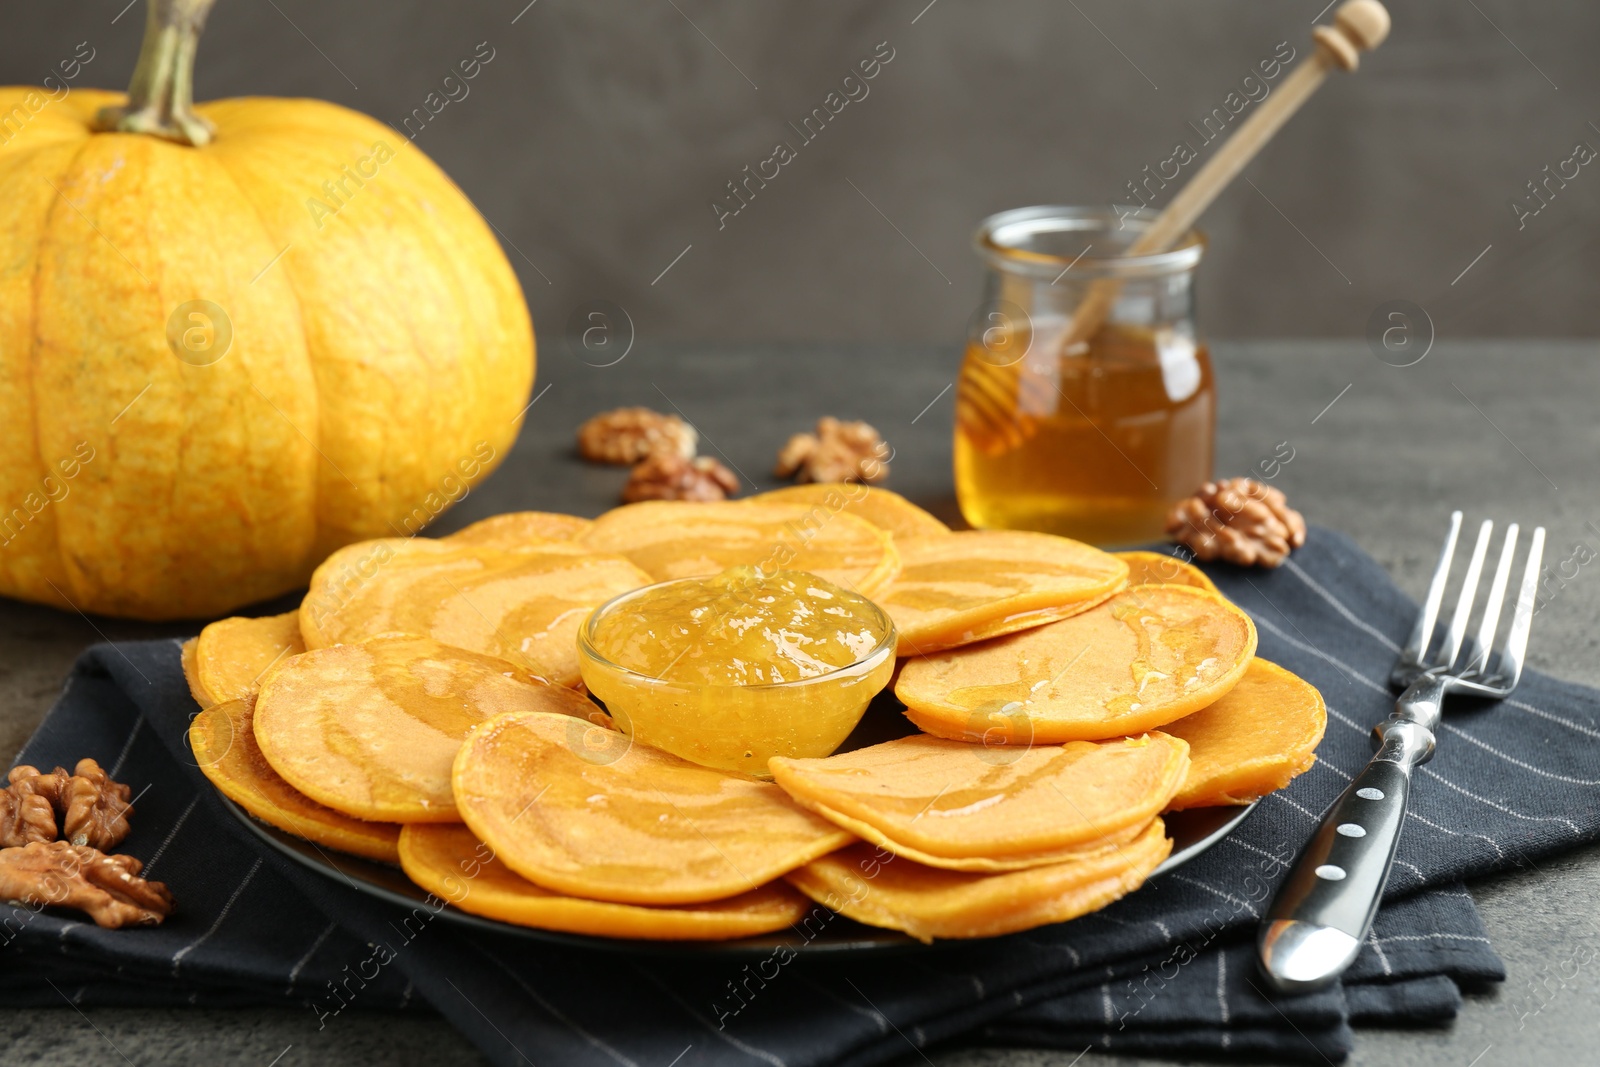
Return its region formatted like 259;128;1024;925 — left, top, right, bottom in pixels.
0;0;533;619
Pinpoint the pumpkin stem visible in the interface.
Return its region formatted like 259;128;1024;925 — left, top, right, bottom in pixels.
93;0;219;146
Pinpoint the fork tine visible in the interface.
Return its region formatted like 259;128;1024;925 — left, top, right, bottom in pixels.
1469;523;1518;674
1497;526;1545;688
1404;511;1462;667
1443;519;1494;668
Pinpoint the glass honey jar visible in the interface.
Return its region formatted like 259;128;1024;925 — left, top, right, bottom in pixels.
954;206;1214;546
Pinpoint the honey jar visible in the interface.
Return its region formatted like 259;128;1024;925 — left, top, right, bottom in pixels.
954;206;1214;546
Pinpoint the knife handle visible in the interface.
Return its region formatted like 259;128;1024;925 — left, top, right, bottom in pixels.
1256;716;1435;994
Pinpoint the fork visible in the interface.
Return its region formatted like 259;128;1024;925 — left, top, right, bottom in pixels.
1256;511;1545;994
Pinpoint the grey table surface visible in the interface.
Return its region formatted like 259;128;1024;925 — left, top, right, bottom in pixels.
5;339;1599;1067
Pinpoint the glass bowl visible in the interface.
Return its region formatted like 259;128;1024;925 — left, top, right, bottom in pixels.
576;576;898;777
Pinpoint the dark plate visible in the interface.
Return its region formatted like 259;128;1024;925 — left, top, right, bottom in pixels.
218;796;1258;957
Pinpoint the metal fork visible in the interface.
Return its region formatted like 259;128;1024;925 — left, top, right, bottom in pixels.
1257;511;1545;994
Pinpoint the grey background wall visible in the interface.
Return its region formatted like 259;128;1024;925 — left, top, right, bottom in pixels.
4;0;1596;344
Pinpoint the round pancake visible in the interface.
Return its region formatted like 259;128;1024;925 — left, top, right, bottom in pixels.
255;636;602;822
1116;551;1219;593
947;594;1119;648
768;732;1188;858
1163;658;1326;809
785;819;1171;942
191;698;401;863
399;823;812;940
578;501;900;598
299;537;652;686
192;612;306;708
448;511;593;547
880;531;1127;655
897;584;1257;743
794;798;1149;871
452;711;855;905
181;638;205;708
749;485;950;540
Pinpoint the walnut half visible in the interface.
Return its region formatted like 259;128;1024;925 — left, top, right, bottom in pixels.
0;840;173;928
1166;477;1307;568
623;453;740;502
61;759;134;851
774;417;890;485
577;407;698;466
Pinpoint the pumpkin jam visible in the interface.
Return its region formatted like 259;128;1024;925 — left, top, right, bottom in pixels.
588;567;885;686
579;568;896;774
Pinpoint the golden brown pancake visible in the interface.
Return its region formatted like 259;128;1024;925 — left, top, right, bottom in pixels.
897;584;1257;743
254;636;600;822
881;531;1127;655
749;485;950;540
578;500;900;598
1163;658;1326;809
191;612;305;707
452;711;855;905
785;819;1171;942
190;698;401;863
447;511;593;547
181;638;205;708
299;537;651;686
399;823;812;940
769;732;1188;859
792;798;1149;871
1116;551;1219;594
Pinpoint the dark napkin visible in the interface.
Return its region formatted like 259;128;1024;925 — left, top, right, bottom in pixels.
11;525;1599;1065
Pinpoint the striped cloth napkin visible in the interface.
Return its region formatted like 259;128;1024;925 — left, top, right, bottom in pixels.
9;525;1594;1065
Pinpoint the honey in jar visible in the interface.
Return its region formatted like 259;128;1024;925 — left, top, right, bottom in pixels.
954;207;1214;547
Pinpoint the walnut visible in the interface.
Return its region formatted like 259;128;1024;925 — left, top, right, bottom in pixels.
577;407;697;465
0;840;173;928
59;759;134;850
622;453;739;503
9;764;71;807
0;789;56;848
2;766;70;847
1166;478;1307;568
773;417;890;484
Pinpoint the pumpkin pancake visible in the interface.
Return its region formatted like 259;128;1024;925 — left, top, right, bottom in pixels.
181;638;205;708
880;531;1127;655
897;585;1257;743
255;636;601;822
769;732;1188;859
1116;551;1219;593
299;537;652;686
786;819;1171;942
448;511;593;547
924;590;1124;650
191;612;306;707
578;501;900;598
749;485;950;540
1163;658;1326;809
794;798;1149;871
399;823;811;940
452;711;855;905
191;698;401;863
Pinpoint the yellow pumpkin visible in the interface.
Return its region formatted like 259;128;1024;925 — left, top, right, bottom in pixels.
0;0;532;619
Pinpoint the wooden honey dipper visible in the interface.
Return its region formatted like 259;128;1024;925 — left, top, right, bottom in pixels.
957;0;1391;457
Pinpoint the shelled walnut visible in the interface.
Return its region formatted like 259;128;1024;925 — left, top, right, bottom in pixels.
1166;478;1307;568
0;785;56;848
577;407;697;466
0;757;162;927
61;759;134;851
622;453;740;502
0;840;173;929
774;417;890;485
